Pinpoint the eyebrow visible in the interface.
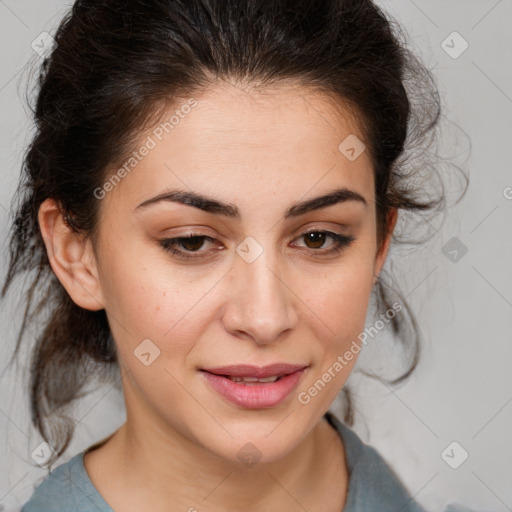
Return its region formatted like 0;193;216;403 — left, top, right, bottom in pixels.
135;187;367;219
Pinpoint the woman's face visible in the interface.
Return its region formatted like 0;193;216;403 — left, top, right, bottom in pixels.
83;82;395;464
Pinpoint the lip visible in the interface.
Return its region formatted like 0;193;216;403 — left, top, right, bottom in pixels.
200;364;308;409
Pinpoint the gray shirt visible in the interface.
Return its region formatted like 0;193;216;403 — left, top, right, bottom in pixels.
20;412;436;511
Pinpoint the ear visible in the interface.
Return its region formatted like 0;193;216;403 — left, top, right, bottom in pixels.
38;198;105;311
373;207;398;285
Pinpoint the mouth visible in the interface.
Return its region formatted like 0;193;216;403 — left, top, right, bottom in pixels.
199;363;308;409
217;374;285;384
201;363;307;379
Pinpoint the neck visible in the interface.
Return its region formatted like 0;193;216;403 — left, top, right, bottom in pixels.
85;406;347;511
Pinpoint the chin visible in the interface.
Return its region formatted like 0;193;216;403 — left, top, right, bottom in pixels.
198;417;310;467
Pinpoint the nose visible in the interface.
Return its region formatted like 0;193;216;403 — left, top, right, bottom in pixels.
221;243;298;345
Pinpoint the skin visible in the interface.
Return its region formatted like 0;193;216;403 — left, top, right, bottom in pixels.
39;81;397;512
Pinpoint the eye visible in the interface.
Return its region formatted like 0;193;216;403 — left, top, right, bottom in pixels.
158;230;355;261
158;233;219;260
292;230;355;255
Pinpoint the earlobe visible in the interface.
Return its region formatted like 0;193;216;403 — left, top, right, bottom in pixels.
38;198;105;311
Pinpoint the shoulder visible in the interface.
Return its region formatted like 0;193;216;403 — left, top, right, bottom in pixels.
21;451;112;512
325;411;427;512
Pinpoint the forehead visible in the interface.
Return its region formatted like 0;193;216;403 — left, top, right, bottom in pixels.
101;81;374;216
168;81;368;156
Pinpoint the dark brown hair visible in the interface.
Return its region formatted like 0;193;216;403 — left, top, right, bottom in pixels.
1;0;468;466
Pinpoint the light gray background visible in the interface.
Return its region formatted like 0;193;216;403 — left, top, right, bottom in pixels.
1;1;511;511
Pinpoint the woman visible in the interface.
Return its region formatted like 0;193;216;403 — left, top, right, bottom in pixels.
2;0;468;510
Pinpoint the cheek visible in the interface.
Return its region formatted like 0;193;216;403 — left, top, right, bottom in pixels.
308;259;375;341
98;241;224;368
295;263;374;408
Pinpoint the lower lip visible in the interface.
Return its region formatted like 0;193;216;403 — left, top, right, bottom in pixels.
201;369;306;409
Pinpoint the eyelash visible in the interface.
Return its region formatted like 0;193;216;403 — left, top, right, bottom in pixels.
157;230;355;261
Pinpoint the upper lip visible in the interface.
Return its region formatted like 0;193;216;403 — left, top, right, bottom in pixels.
201;363;307;378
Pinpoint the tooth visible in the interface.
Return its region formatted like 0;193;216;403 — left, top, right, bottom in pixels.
227;375;280;383
257;375;279;382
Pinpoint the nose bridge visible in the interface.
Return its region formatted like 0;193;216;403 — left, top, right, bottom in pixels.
223;236;297;343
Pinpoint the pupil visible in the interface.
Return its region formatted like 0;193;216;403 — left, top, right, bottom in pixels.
306;232;324;249
182;236;203;251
